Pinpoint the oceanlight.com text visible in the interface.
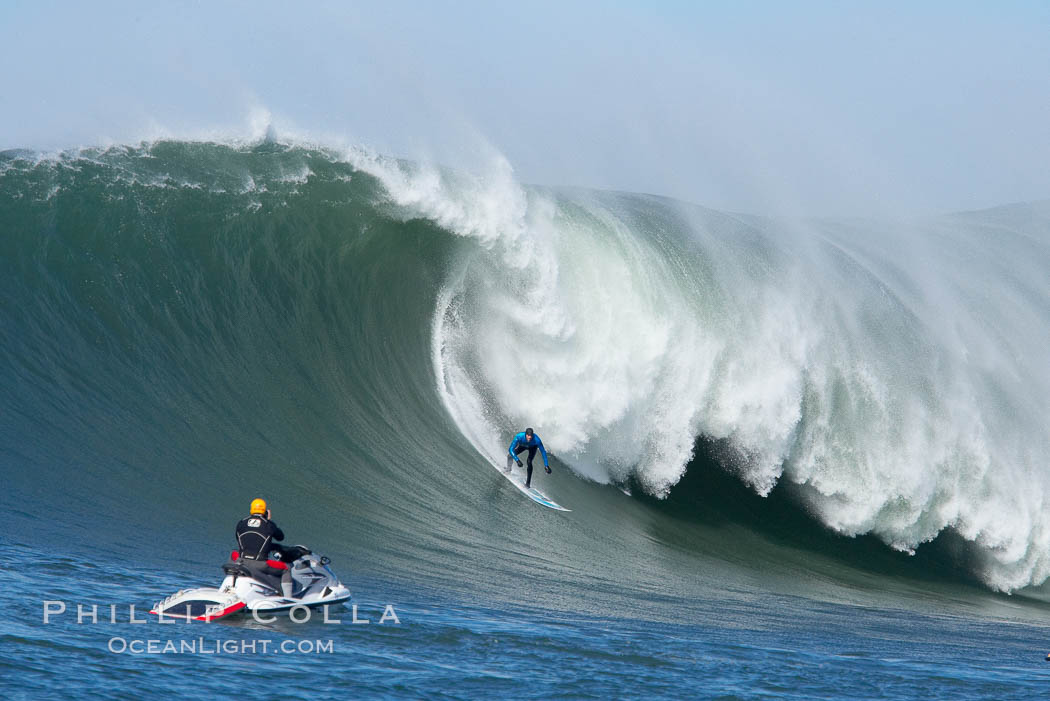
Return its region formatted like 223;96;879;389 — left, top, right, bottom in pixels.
107;638;334;655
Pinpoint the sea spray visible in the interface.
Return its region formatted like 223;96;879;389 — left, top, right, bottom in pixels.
347;149;1050;590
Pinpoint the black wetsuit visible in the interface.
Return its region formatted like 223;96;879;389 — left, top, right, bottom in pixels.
235;514;290;560
234;513;298;596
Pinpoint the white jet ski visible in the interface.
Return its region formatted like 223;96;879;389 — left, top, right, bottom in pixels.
151;546;351;621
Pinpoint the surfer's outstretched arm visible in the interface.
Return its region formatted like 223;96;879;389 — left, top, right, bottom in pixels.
509;432;529;462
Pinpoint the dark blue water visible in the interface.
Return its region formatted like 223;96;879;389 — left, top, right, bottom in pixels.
4;540;1050;700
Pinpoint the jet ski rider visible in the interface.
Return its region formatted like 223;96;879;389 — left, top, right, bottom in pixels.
235;498;296;596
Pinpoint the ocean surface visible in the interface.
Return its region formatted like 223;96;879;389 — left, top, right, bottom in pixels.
2;140;1050;698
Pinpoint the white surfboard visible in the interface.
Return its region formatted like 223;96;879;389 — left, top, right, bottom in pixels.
521;484;571;511
498;464;571;512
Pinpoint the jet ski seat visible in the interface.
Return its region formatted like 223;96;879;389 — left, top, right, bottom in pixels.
224;553;290;594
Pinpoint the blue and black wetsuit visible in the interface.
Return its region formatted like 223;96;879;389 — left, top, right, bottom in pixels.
507;431;549;488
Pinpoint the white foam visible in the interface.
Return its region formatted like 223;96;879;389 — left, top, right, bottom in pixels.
349;147;1050;591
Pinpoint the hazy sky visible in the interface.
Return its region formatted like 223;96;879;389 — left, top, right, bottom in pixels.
2;1;1048;215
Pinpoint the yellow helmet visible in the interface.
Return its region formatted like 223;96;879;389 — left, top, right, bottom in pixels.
249;498;267;515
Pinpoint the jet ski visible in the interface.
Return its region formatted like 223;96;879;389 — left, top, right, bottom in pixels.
151;546;351;621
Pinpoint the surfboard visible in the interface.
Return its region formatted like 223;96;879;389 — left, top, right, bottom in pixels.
522;484;570;511
497;464;571;511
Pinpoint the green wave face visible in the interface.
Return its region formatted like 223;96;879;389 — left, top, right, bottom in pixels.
3;141;1050;613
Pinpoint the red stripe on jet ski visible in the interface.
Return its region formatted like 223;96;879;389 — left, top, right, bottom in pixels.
195;601;246;621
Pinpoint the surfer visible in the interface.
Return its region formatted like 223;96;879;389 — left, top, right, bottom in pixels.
507;427;551;488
